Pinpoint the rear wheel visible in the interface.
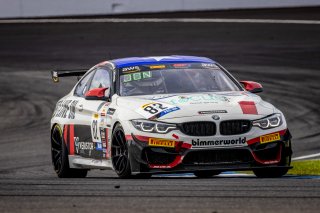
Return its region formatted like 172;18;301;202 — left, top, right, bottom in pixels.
194;171;221;178
111;123;131;178
51;124;88;178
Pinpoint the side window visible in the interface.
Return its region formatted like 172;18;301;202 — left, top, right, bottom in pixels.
89;68;111;90
74;71;94;97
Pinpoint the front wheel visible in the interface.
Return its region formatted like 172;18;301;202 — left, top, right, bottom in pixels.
51;124;88;178
111;123;131;178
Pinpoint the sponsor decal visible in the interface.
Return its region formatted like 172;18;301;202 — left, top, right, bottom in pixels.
100;129;105;140
121;66;140;73
96;142;103;151
149;138;175;148
201;63;219;69
173;63;191;68
149;94;178;100
150;106;180;120
74;137;94;154
149;65;166;69
53;100;78;119
93;113;99;119
192;137;246;147
123;71;152;83
260;133;280;144
169;94;229;105
198;110;227;114
136;102;180;119
100;108;106;117
107;108;116;115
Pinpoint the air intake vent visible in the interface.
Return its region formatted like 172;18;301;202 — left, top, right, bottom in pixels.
183;149;253;165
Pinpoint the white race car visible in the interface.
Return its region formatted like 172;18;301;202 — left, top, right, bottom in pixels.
50;55;292;178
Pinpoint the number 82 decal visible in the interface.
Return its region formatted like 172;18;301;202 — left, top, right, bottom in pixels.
136;102;180;119
143;103;168;114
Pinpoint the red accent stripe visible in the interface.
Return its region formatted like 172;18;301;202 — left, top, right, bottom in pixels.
251;144;282;165
247;129;287;145
125;135;133;141
134;135;150;142
128;134;192;150
69;124;74;155
239;101;258;115
149;155;183;169
126;134;150;142
63;125;68;145
181;143;192;149
172;134;179;139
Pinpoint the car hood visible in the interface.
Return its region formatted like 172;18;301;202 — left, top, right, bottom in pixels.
116;91;275;120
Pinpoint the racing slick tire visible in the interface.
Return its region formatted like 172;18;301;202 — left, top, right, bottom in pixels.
111;123;132;178
253;141;292;178
51;125;88;178
194;171;221;178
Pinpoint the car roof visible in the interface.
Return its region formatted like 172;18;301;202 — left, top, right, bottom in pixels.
110;55;215;68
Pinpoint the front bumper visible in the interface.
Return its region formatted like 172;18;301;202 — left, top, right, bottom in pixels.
127;129;292;174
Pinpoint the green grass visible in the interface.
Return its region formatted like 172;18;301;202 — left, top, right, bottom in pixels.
288;159;320;176
238;159;320;176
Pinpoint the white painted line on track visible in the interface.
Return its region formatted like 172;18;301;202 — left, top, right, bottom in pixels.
292;153;320;161
0;18;320;25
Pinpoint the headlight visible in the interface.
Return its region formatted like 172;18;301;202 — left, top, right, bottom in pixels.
131;120;177;134
252;113;283;129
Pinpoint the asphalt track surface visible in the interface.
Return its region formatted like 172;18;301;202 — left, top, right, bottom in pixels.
0;8;320;213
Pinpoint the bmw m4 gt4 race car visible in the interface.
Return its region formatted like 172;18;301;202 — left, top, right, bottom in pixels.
50;55;292;178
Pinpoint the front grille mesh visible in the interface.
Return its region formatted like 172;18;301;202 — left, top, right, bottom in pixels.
178;122;216;136
220;120;251;135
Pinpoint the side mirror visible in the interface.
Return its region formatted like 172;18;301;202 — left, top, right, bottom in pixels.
85;87;109;100
240;81;263;93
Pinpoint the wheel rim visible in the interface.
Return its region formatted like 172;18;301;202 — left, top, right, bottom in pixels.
51;125;63;172
111;129;129;174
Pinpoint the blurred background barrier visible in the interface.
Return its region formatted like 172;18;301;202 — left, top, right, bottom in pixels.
1;0;320;18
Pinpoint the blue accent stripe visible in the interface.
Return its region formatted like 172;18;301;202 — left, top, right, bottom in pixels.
111;55;215;68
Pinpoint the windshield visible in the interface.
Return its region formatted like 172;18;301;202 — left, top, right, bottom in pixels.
119;63;241;96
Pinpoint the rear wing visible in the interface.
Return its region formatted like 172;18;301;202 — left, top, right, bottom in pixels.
51;69;88;83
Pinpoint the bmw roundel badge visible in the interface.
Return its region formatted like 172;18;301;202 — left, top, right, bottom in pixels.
212;115;220;120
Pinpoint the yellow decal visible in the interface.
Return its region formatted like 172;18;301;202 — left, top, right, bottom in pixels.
93;113;99;119
141;102;154;108
260;133;280;144
149;65;166;69
149;138;175;148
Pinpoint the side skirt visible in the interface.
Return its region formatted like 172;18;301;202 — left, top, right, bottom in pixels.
68;155;113;170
